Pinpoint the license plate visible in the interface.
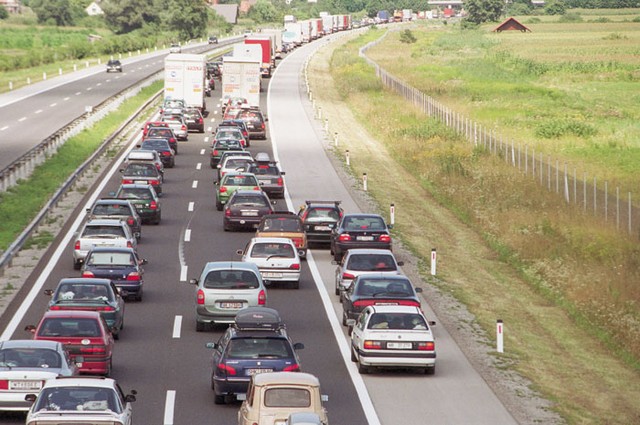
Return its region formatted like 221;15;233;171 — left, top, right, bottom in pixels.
242;211;258;216
263;272;282;278
10;381;42;391
387;342;412;349
315;225;331;231
375;302;399;306
246;368;273;376
357;236;374;241
135;204;145;209
220;302;243;309
135;180;147;184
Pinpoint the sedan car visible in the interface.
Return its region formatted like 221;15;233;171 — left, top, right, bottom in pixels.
145;126;179;154
210;139;244;168
217;119;250;142
236;108;267;140
86;198;142;241
45;277;125;339
341;274;422;326
205;307;304;404
138;137;175;168
72;218;137;270
24;376;136;425
81;247;147;302
256;213;307;259
214;127;248;147
238;237;301;289
208;35;218;44
298;200;343;245
184;107;205;133
0;340;78;412
120;161;163;194
348;305;436;375
190;262;266;331
223;190;275;231
106;59;122;73
113;183;162;225
334;248;403;296
330;213;392;261
216;172;260;211
247;161;285;199
162;116;188;141
26;310;115;376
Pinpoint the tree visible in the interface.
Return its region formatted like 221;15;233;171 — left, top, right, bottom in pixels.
399;29;416;43
102;0;157;34
248;0;279;24
544;0;566;15
464;0;504;24
161;0;209;39
0;5;8;19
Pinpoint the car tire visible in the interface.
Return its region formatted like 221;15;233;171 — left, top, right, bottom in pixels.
425;366;435;376
357;361;369;374
153;214;161;225
196;321;205;332
335;283;340;296
113;331;120;341
104;358;113;377
351;347;357;363
342;311;348;326
73;260;81;270
216;200;223;211
333;250;342;262
214;394;225;405
135;292;143;302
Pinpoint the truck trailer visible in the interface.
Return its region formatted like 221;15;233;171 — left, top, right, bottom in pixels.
244;36;273;78
164;53;207;111
221;56;261;107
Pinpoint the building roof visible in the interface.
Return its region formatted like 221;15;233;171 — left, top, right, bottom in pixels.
493;17;531;33
211;4;238;24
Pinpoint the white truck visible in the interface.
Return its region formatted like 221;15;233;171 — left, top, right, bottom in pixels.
164;53;207;111
284;22;303;46
321;15;333;35
300;20;312;43
261;29;283;58
221;55;261;107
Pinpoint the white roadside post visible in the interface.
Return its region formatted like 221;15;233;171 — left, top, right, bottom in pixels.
497;320;504;353
334;132;338;147
362;173;367;191
430;248;436;276
390;203;395;226
345;150;350;166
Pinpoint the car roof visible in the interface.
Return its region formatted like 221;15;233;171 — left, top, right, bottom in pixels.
84;218;126;226
252;371;320;387
201;261;259;273
367;305;423;315
41;310;103;319
41;376;116;389
58;277;112;286
0;339;62;350
345;248;395;256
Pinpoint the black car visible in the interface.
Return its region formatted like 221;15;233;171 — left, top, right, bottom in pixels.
106;59;122;73
208;35;218;44
210;139;244;168
139;138;175;168
86;198;142;241
247;162;285;199
236;108;267;140
341;274;422;326
114;183;162;225
217;119;251;143
81;247;147;302
223;190;275;231
205;307;304;404
183;107;205;133
330;213;392;261
145;127;179;154
299;200;343;246
120;161;163;195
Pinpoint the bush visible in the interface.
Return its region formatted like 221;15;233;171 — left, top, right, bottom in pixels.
535;119;597;138
399;29;417;44
0;4;8;19
559;12;583;22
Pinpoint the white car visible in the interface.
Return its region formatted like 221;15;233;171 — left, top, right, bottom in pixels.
169;43;181;53
161;116;189;141
217;155;255;180
238;237;301;289
72;218;137;269
25;376;136;425
347;305;436;375
333;248;403;297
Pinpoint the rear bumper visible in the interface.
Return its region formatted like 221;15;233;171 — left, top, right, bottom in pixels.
213;376;249;396
0;394;36;411
357;348;436;368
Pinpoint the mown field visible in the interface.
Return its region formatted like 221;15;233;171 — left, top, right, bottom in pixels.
314;14;640;424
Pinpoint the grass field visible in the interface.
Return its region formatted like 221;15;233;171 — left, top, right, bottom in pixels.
313;22;640;424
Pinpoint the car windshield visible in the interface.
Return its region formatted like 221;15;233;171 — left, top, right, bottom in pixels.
355;279;413;297
86;252;135;266
38;318;102;338
347;254;396;272
34;387;120;413
123;163;157;177
203;270;259;289
0;348;62;369
92;204;129;216
55;282;112;302
343;216;386;231
264;388;311;408
225;338;292;359
260;218;302;232
305;207;340;223
141;140;170;150
230;195;268;207
82;225;125;238
250;243;294;258
367;313;428;330
119;188;153;200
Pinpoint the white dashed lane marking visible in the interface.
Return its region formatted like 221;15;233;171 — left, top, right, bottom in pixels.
172;316;182;339
188;202;194;211
192;180;198;189
184;229;191;242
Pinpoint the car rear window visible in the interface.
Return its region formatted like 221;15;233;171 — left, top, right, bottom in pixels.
87;252;134;266
305;207;341;222
230;195;268;207
0;348;62;368
34;387;120;413
249;165;278;176
92;204;130;216
38;318;101;337
347;254;396;271
82;225;126;238
119;188;153;200
147;128;174;138
343;216;386;231
264;388;311;407
238;111;264;123
223;175;258;186
124;163;158;177
141;140;170;150
55;283;112;302
355;279;412;296
250;243;294;258
368;313;427;330
226;338;292;359
215;140;242;149
259;218;302;232
203;270;259;289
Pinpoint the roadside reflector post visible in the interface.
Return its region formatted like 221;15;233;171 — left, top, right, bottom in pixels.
58;68;62;75
363;173;367;191
9;82;13;90
497;319;504;353
27;77;31;85
390;203;395;226
42;72;46;80
98;58;101;65
324;118;329;132
334;132;338;147
85;61;89;68
430;248;436;275
345;150;350;166
317;106;322;120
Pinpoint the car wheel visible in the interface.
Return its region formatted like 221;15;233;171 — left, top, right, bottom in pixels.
153;214;161;225
73;260;81;270
342;311;348;326
113;330;120;340
333;250;342;262
425;366;435;376
357;361;369;374
350;347;357;362
214;393;225;405
196;321;205;332
335;282;340;296
135;292;143;302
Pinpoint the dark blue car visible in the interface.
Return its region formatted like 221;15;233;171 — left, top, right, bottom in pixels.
81;247;147;301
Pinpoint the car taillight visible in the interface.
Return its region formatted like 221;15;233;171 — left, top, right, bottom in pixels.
122;179;133;184
417;341;435;351
49;306;61;310
156;164;162;170
181;125;187;131
97;306;115;312
126;272;141;281
126;241;133;248
289;263;300;270
379;234;391;243
342;272;355;280
258;289;266;305
277;178;283;186
364;340;383;349
162;151;171;157
221;171;226;177
197;289;205;305
212;150;218;156
219;186;227;193
283;364;300;372
82;271;95;278
224;209;232;217
338;234;351;242
127;217;134;226
353;300;377;308
150;201;158;210
170;138;176;143
198;118;203;124
80;345;106;354
252;186;260;191
260;123;265;130
291;238;303;247
217;363;236;375
0;380;7;390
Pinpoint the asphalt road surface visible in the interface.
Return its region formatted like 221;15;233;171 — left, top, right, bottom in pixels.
0;32;518;425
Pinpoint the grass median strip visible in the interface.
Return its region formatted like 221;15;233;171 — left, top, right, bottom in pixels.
0;81;162;251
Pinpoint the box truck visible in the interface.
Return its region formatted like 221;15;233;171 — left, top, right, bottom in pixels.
321;15;333;35
221;56;261;107
284;22;303;46
300;20;312;43
261;28;283;58
244;36;273;78
164;53;206;111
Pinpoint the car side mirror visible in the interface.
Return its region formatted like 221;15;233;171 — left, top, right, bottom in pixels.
293;342;304;350
237;394;247;401
280;171;285;175
24;394;37;403
85;208;91;213
139;259;148;265
331;260;338;265
136;144;141;148
387;224;394;229
235;249;244;256
205;342;217;349
108;191;116;197
110;327;119;335
415;287;423;293
264;116;269;122
321;394;329;402
189;278;199;285
429;321;436;326
397;261;404;266
44;289;53;296
24;325;36;334
346;319;356;335
119;169;124;173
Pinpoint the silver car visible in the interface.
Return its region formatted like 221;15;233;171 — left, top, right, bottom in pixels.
190;261;267;331
72;219;137;269
333;248;403;297
161;116;188;140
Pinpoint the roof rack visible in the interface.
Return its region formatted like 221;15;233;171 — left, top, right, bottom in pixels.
305;200;341;206
234;307;283;331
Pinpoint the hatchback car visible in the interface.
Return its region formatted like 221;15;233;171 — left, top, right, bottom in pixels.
26;310;115;376
24;376;136;424
72;219;137;270
113;183;162;225
86;198;142;241
138;138;175;168
238;237;301;289
45;278;125;338
333;248;403;296
120;161;163;194
191;262;266;331
330;213;393;261
162;116;188;141
208;35;218;44
211;139;245;168
126;149;164;176
205;307;304;404
218;119;250;142
214;127;248;147
217;156;255;181
145;126;179;154
169;43;181;53
348;305;436;375
236;108;267;139
81;247;147;302
183;107;205;133
341;274;422;326
0;340;78;412
248;161;286;199
256;213;307;259
298;200;343;245
106;59;122;73
223;190;275;231
216;172;260;211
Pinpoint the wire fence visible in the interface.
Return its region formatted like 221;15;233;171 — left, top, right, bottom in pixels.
358;32;640;239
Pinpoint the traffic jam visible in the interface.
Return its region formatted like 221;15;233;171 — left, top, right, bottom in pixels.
0;16;437;425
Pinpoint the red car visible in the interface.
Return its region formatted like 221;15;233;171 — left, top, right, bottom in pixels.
142;121;169;138
26;310;115;376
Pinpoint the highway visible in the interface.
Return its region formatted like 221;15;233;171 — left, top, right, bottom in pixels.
0;32;518;425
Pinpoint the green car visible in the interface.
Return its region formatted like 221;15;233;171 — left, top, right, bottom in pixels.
113;183;162;224
215;172;260;211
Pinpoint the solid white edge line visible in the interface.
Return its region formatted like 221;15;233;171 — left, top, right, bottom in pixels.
0;130;145;341
172;316;182;338
180;265;188;282
163;390;176;425
184;229;191;242
188;201;195;211
267;46;382;425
